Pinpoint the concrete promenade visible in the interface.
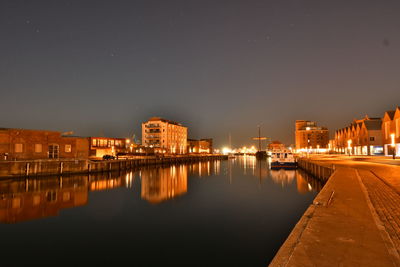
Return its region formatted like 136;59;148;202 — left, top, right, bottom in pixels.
270;155;400;267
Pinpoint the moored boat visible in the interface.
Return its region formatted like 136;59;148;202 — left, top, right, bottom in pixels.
270;151;297;169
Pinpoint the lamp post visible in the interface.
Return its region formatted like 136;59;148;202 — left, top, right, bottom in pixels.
391;133;396;159
347;140;352;157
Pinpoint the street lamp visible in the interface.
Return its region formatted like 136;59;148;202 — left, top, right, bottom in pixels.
391;133;396;159
347;140;352;157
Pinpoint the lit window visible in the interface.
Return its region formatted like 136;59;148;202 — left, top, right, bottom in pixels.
15;143;23;153
65;144;72;153
34;144;42;153
92;139;97;146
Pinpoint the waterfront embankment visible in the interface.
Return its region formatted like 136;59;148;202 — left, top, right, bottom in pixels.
0;155;227;178
270;156;400;266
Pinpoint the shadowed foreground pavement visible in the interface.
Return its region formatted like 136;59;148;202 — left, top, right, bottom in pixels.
270;156;400;267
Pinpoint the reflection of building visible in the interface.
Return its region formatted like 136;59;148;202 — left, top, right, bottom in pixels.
187;139;213;154
296;170;324;192
142;117;188;154
295;120;329;150
0;176;88;223
141;166;188;204
269;169;296;186
0;128;89;160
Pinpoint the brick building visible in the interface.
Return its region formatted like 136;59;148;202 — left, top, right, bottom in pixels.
0;128;89;161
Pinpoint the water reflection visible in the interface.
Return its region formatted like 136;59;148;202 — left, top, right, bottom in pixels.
141;165;188;204
0;176;88;223
0;159;323;224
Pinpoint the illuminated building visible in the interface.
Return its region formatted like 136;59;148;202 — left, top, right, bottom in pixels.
89;137;128;158
0;128;89;160
335;115;383;155
142;117;187;154
187;138;213;154
295;120;329;151
382;107;400;156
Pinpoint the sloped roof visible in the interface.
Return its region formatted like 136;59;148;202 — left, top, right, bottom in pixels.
364;120;382;131
385;110;395;120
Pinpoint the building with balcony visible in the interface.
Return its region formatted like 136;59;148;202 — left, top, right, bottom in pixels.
142;117;187;154
382;107;400;156
295;120;329;151
334;116;383;155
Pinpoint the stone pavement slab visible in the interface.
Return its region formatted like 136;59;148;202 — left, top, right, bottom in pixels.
270;167;399;267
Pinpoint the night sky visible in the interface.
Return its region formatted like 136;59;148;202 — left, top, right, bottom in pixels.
1;0;400;148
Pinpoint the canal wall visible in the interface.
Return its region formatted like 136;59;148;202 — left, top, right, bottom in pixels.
0;155;227;178
297;158;335;183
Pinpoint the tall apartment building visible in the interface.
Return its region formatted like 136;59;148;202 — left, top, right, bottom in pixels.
295;120;329;150
142;117;188;154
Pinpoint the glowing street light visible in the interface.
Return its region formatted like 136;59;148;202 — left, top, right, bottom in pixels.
391;133;396;159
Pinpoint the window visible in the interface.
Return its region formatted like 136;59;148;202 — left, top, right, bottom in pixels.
65;144;72;153
92;139;97;146
48;144;59;159
34;144;42;153
370;137;375;141
15;143;23;153
46;191;57;202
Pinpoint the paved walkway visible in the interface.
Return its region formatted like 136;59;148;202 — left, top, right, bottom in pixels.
270;157;400;267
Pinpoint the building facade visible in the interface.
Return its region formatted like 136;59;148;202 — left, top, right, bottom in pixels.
0;128;89;161
142;117;188;154
295;120;329;151
89;137;128;158
334;116;383;155
187;138;213;154
382;107;400;156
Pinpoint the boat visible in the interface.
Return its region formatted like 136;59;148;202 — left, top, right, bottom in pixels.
270;150;297;169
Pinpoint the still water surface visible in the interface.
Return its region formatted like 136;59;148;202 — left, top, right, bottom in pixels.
0;157;323;266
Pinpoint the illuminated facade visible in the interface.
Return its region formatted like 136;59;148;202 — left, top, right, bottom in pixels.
295;120;329;151
334;116;383;155
142;117;187;154
0;128;89;160
187;138;213;154
89;137;128;158
382;107;400;156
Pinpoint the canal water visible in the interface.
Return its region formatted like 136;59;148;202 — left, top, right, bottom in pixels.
0;157;323;266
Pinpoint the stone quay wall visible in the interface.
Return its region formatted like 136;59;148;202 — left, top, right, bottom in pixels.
0;155;227;178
